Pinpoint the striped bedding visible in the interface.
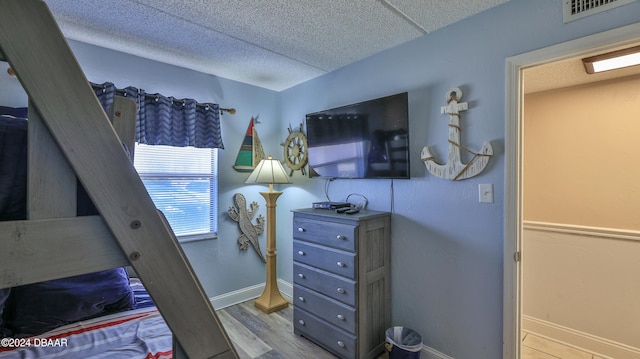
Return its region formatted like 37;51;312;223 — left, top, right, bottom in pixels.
0;279;172;359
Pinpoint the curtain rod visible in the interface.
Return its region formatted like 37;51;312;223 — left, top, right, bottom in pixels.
112;88;235;115
5;66;236;115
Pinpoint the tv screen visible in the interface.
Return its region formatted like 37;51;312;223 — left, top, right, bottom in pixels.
306;92;409;179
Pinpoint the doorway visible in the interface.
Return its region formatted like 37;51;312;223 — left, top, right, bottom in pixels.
503;22;640;359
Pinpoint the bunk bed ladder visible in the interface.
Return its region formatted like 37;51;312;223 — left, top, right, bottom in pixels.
0;1;238;358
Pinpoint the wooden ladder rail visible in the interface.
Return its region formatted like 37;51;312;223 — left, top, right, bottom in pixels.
0;98;135;286
0;1;238;358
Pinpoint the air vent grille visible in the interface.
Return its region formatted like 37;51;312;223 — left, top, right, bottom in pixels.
564;0;638;22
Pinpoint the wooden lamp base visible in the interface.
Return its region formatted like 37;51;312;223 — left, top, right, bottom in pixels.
254;190;289;313
254;281;289;313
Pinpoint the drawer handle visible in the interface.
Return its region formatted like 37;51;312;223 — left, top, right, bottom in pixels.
337;261;346;267
298;273;306;279
337;287;345;294
337;341;345;348
298;227;305;232
337;314;345;321
298;296;305;302
336;235;346;240
298;250;305;256
298;320;305;326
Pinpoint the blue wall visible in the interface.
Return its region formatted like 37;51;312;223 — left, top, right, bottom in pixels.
278;1;640;358
1;40;283;298
2;0;639;357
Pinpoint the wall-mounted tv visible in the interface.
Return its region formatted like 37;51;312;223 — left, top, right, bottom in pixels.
305;92;409;179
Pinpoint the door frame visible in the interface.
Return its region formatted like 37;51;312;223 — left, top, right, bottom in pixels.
503;21;640;359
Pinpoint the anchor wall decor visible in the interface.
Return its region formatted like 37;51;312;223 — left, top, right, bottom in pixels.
421;88;492;180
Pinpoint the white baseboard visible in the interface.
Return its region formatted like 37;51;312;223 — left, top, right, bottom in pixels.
210;279;293;309
277;278;293;299
523;315;640;359
421;345;455;359
384;346;453;359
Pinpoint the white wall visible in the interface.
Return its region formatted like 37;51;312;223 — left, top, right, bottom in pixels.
523;223;640;358
522;75;640;358
524;76;640;230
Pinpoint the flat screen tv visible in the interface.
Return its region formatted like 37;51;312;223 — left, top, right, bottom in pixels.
306;92;409;179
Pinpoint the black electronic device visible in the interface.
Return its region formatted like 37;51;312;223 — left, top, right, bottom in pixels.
312;201;351;210
305;92;410;179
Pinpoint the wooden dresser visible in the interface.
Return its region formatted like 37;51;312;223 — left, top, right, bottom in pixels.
292;208;391;359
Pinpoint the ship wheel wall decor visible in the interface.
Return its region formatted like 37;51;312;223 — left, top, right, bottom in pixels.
281;123;308;176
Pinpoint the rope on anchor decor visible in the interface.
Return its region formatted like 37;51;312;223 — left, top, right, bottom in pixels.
421;87;493;181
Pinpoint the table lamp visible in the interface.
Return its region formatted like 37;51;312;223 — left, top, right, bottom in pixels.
245;155;292;313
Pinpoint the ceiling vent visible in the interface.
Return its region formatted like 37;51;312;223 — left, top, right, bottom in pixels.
564;0;639;23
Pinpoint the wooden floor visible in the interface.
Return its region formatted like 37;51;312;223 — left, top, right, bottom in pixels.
521;331;606;359
218;301;387;359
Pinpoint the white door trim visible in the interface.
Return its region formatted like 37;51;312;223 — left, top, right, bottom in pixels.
503;21;640;359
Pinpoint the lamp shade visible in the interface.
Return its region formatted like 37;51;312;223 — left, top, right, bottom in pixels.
245;156;292;185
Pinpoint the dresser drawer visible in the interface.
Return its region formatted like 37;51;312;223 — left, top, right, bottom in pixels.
294;263;356;306
293;217;356;251
294;307;357;359
294;285;356;333
294;240;356;278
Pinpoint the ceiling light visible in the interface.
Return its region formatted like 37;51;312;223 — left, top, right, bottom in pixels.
582;45;640;74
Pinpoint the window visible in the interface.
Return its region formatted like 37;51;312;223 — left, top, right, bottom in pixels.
133;144;218;241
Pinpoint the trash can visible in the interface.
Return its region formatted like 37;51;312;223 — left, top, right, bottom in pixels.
385;326;423;359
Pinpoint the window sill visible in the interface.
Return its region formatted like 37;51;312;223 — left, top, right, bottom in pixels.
178;233;218;244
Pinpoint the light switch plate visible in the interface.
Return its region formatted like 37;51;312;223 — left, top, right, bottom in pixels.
479;184;493;203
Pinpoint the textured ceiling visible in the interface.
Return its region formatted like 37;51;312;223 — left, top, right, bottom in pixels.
524;50;640;94
42;0;509;91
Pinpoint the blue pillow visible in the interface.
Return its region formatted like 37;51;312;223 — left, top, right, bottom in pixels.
4;268;135;336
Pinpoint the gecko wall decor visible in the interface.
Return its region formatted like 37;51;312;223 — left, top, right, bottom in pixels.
228;193;266;262
421;87;493;180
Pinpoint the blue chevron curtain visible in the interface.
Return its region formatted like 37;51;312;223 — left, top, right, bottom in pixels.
91;82;224;149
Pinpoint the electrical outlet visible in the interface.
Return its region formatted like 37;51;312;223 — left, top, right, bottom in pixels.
479;184;493;203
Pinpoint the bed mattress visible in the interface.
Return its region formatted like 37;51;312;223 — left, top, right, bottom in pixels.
0;279;171;359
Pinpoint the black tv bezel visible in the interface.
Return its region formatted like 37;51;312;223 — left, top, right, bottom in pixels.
305;92;410;180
